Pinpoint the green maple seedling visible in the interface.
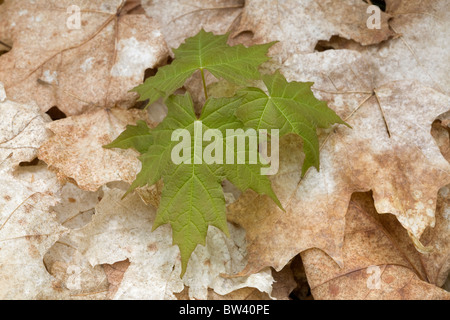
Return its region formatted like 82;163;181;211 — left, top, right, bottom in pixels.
105;29;348;276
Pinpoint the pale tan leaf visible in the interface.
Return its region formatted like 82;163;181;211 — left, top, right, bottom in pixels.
232;0;394;61
142;0;244;49
0;164;67;299
38;108;156;192
69;187;274;300
0;0;170;115
301;192;450;300
0;82;51;170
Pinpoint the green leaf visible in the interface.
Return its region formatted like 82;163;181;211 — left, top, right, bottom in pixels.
104;120;152;154
107;93;280;276
133;29;275;107
236;71;349;175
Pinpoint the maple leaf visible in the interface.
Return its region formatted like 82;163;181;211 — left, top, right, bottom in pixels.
228;50;450;276
0;82;51;170
142;0;244;49
133;29;275;107
69;186;275;299
0;0;169;115
106;93;280;275
236;71;349;175
232;0;394;60
301;192;450;300
38;108;157;192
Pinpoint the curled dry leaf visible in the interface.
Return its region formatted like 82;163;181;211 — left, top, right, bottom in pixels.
0;0;169;115
301;192;450;300
228;50;450;275
38;108;157;192
68;187;274;300
232;0;394;61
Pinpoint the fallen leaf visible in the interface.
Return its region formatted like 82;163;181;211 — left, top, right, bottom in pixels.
142;0;244;49
38;182;107;299
317;0;450;96
0;164;67;299
38;108;156;192
301;192;450;300
176;264;296;300
228;50;450;275
0;82;51;170
50;182;102;229
69;186;274;300
232;0;394;61
0;0;170;115
369;0;450;95
102;260;130;299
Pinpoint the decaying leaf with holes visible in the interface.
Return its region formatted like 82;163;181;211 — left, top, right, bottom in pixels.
0;0;169;115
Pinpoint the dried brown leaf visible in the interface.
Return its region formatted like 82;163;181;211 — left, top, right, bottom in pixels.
228;50;450;276
0;0;169;115
38;108;156;192
301;192;450;300
232;0;394;61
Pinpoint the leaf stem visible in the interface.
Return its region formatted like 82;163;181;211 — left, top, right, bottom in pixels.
200;68;208;100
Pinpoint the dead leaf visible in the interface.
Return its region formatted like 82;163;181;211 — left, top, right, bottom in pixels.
228;50;450;275
319;0;450;96
177;264;296;300
0;164;67;299
142;0;244;49
38;183;107;299
103;260;130;299
50;182;102;229
232;0;394;61
301;192;450;300
370;0;450;95
0;0;169;115
38;108;156;192
69;187;274;300
0;82;51;170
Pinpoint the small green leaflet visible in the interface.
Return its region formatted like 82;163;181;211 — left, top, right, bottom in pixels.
105;93;281;276
235;71;350;175
133;29;275;107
